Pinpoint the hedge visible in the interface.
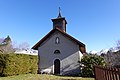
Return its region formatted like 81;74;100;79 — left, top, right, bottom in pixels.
0;53;38;76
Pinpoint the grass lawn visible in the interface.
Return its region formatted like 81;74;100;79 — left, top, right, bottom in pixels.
0;74;95;80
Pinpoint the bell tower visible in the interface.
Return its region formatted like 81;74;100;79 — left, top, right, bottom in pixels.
51;7;67;32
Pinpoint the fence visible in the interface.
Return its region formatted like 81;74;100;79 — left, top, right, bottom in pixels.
94;65;120;80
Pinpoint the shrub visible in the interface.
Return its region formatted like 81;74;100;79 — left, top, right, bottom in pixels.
0;53;38;76
0;53;6;76
81;54;106;77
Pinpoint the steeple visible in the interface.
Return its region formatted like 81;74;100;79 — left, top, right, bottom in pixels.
51;7;67;32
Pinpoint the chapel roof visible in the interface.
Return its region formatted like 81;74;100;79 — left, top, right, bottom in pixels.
32;28;86;53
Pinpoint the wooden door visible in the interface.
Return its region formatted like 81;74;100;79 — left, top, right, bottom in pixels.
54;59;60;74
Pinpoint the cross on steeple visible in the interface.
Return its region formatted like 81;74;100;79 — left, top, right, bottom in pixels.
57;7;62;18
52;7;67;32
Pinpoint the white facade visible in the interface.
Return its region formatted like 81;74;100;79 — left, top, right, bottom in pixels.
38;31;83;75
32;12;86;75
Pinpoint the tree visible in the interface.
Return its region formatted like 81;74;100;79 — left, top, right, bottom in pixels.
102;40;120;67
104;51;120;67
116;40;120;50
18;42;30;50
0;36;14;54
81;54;106;77
0;38;4;44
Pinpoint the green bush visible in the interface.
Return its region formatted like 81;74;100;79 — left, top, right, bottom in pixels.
0;53;6;76
0;53;38;76
81;54;106;77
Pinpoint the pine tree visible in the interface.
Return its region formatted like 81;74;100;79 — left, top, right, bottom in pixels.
0;36;14;54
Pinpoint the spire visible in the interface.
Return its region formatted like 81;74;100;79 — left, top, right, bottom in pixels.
52;7;67;32
57;7;62;18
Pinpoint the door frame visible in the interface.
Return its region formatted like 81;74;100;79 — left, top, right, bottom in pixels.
53;58;61;75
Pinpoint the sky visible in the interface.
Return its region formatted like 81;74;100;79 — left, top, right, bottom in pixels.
0;0;120;52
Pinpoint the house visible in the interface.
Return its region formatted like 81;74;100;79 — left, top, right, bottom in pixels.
32;10;86;75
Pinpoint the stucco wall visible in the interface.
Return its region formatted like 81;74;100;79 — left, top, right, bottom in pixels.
38;31;83;75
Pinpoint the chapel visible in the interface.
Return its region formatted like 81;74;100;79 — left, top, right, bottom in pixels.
32;9;86;75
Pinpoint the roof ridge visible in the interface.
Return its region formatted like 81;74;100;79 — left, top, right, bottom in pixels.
32;28;86;53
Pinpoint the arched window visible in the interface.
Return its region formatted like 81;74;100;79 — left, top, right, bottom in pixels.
54;50;60;54
55;37;60;44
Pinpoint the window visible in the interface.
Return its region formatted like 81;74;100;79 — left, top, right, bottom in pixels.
55;37;60;44
54;50;60;54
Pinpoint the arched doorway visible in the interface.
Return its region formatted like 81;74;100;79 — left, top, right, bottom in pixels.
54;59;60;74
